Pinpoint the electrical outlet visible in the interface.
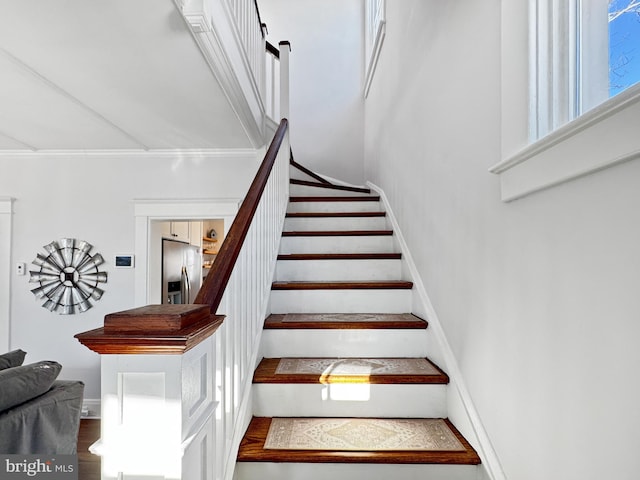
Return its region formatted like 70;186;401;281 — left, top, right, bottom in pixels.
16;263;26;276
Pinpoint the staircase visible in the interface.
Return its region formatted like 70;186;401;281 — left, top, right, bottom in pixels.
235;166;481;480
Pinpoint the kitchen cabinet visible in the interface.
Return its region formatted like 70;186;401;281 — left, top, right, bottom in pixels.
161;221;191;243
190;222;203;248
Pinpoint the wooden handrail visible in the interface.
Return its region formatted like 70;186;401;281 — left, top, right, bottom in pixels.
194;119;289;312
290;149;332;185
266;40;280;59
253;0;266;38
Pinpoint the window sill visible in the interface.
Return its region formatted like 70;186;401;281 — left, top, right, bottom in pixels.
490;82;640;201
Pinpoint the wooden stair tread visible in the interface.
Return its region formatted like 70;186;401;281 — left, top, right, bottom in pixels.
286;211;386;218
254;357;449;384
282;230;393;237
290;196;380;202
272;281;413;290
237;417;481;465
290;178;372;194
264;313;427;330
277;253;402;260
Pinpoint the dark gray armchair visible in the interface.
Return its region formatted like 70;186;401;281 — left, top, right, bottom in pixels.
0;350;84;454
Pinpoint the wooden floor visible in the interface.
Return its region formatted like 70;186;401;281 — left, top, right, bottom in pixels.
78;419;101;480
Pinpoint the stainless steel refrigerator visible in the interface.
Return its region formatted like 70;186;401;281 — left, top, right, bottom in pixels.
161;239;202;304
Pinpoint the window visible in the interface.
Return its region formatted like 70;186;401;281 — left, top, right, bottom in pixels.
609;0;640;96
530;0;640;140
492;0;640;201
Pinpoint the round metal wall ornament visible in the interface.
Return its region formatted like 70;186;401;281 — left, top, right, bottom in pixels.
29;238;108;314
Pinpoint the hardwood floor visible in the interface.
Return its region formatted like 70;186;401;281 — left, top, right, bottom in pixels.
78;419;100;480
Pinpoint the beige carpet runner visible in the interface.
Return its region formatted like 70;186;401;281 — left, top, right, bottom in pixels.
264;418;465;451
275;358;440;376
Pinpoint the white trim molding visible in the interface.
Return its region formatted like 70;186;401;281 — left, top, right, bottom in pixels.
81;398;101;419
0;197;13;353
367;182;506;480
491;82;640;201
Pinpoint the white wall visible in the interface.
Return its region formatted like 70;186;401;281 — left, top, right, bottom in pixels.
0;152;258;399
364;1;640;480
260;0;365;185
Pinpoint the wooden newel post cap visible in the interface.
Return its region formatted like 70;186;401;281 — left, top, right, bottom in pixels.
103;304;211;334
75;304;224;355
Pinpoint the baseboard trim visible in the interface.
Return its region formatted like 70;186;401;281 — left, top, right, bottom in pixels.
367;181;506;480
81;398;101;419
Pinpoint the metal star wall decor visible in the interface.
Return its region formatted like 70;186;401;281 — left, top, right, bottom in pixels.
29;238;108;314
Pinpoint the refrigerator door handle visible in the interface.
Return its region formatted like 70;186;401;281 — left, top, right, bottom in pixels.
182;265;191;303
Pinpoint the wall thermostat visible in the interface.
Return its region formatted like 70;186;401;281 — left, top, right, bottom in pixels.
114;254;134;268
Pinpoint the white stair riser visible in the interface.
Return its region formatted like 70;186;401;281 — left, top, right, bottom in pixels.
275;259;403;282
284;216;387;231
279;236;396;254
253;384;447;418
261;329;428;357
235;463;479;480
287;201;381;213
290;184;370;196
270;289;412;314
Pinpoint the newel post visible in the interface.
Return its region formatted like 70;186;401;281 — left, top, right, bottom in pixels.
279;41;291;120
75;305;224;480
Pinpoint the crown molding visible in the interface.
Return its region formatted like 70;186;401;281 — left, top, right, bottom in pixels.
0;147;257;160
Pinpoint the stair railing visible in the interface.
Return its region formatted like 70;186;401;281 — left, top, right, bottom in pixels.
225;0;266;92
195;118;290;478
195;118;289;312
75;119;290;480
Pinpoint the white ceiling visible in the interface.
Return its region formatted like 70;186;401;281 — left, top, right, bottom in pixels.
0;0;252;152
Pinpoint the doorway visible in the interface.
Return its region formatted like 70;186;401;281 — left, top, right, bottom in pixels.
133;199;239;306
